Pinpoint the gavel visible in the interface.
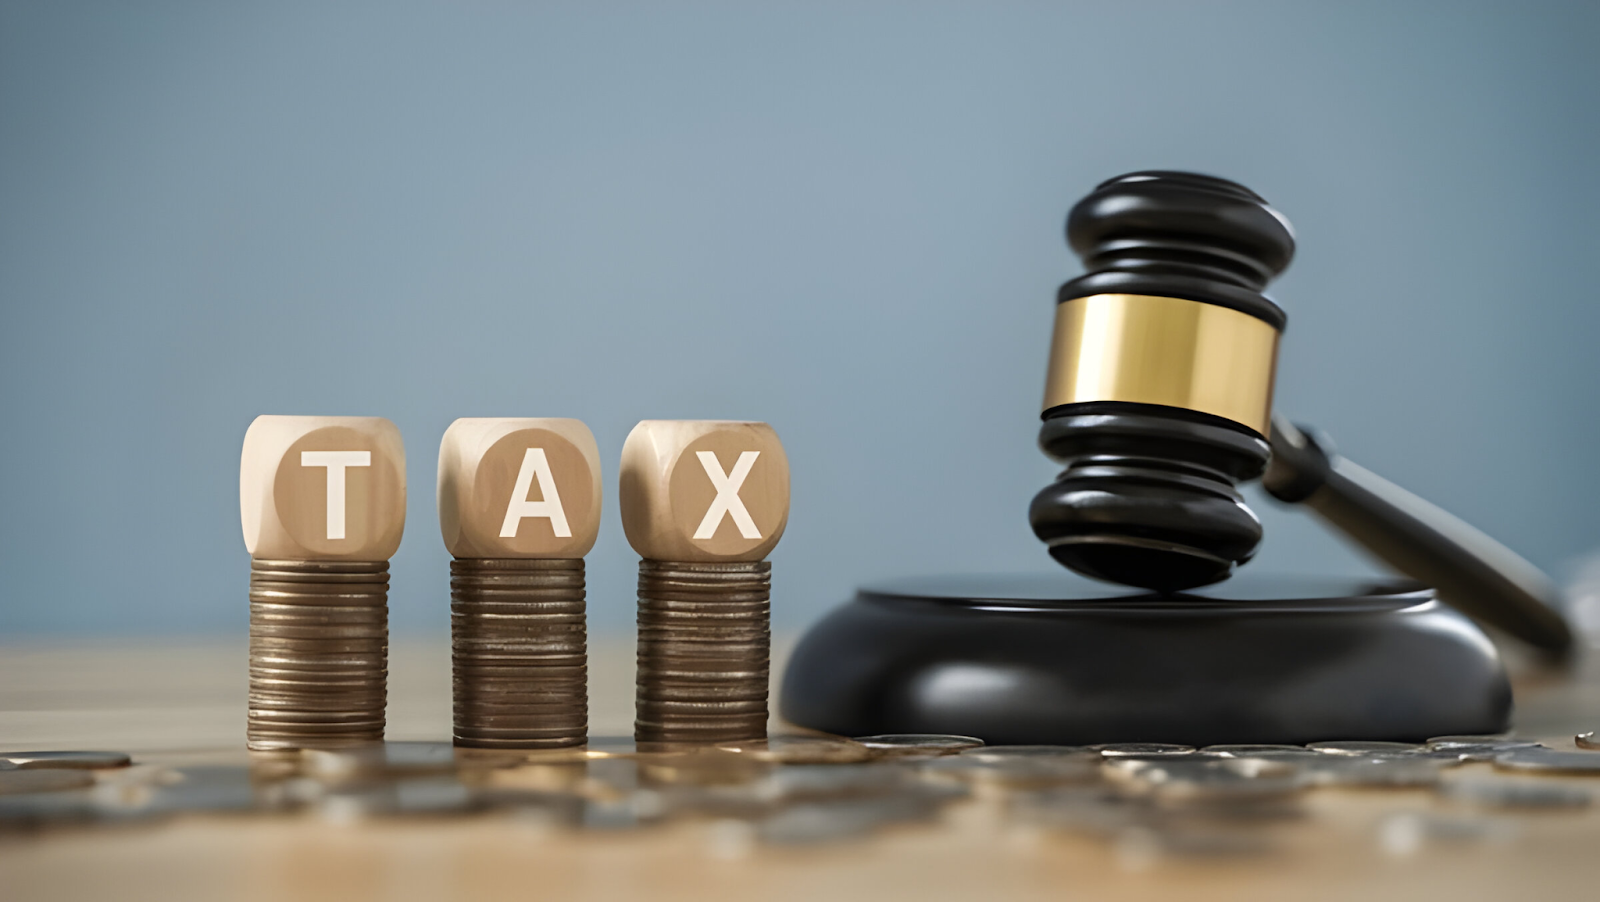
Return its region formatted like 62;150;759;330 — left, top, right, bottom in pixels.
1028;171;1573;658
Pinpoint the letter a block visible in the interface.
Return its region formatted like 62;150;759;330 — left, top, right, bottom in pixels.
240;416;407;560
620;420;789;562
437;418;602;558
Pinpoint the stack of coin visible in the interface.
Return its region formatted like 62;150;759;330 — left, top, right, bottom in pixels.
635;560;771;743
452;559;587;748
618;420;789;744
247;559;388;751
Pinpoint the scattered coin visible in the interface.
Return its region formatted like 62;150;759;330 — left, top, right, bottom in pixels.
23;723;1595;843
581;736;641;759
637;749;770;788
1576;732;1600;750
923;752;1102;788
1200;745;1320;760
1493;748;1600;775
0;770;95;796
0;751;132;771
1421;737;1542;763
1092;743;1194;758
853;734;984;754
959;745;1094;760
143;765;265;815
763;763;932;801
715;735;877;764
1100;755;1166;777
1124;758;1303;805
1301;756;1440;788
1307;741;1424;756
1426;734;1526;747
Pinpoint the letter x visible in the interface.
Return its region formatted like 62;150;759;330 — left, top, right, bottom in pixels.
693;451;761;540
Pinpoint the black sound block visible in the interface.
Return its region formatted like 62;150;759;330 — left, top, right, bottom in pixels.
779;573;1511;746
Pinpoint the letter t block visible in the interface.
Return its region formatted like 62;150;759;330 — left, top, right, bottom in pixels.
240;415;407;561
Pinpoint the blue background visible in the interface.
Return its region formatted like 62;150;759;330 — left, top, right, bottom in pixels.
3;1;1597;637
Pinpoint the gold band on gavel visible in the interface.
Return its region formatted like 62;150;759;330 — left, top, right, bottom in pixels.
1042;294;1280;435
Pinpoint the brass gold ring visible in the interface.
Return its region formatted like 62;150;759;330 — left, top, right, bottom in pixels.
1042;293;1279;434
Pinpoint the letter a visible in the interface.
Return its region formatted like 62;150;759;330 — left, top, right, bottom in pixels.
500;448;572;538
693;451;761;540
301;450;372;540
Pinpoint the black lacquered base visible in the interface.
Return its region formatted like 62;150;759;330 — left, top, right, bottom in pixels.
779;574;1511;746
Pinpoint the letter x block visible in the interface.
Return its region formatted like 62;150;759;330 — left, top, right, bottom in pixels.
438;418;603;559
620;420;789;562
240;415;407;561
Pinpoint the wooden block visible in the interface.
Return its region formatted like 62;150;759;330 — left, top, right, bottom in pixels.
437;418;603;559
240;416;407;561
620;420;789;562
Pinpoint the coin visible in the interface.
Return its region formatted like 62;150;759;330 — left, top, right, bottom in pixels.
1418;737;1540;762
923;753;1102;787
634;560;770;745
247;735;378;752
714;736;878;764
248;700;386;716
1307;740;1424;756
1;751;131;770
1200;745;1318;759
1426;735;1522;747
248;560;389;752
453;558;588;750
1113;756;1302;799
853;734;985;754
1576;732;1600;750
450;737;588;751
453;659;587;670
298;746;388;779
959;745;1095;760
634;722;769;744
1493;748;1600;774
761;763;937;801
1302;756;1440;787
1092;743;1194;758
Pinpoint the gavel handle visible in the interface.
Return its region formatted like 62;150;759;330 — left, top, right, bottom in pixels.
1264;416;1574;660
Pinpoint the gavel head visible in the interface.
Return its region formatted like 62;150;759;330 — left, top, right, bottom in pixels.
1029;171;1295;592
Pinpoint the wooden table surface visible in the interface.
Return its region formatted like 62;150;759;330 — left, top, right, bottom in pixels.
4;636;1600;902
